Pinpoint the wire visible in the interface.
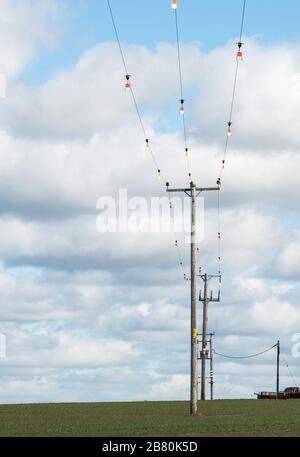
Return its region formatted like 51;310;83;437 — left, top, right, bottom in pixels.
219;0;247;176
106;0;161;178
168;193;189;283
216;0;247;291
239;0;247;43
173;6;192;183
107;0;189;282
282;356;298;388
214;343;277;360
217;190;221;277
106;0;128;74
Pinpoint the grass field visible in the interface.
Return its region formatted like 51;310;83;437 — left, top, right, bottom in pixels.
0;400;299;437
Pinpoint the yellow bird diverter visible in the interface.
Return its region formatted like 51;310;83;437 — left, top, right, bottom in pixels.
192;329;197;339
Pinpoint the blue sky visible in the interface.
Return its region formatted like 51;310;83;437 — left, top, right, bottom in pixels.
22;0;300;85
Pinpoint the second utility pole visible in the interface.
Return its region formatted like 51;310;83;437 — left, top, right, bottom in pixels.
166;181;220;416
199;274;220;401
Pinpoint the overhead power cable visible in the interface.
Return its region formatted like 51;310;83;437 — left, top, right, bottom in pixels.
282;356;298;388
106;0;161;181
168;193;190;283
216;0;247;283
214;343;277;360
219;0;247;179
107;0;189;282
172;1;192;184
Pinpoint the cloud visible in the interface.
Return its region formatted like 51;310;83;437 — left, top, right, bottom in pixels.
0;0;63;78
277;235;300;278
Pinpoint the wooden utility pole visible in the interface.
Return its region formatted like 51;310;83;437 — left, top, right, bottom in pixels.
198;332;215;401
201;274;208;401
166;182;220;416
209;333;215;401
199;275;220;401
276;340;280;399
190;183;198;414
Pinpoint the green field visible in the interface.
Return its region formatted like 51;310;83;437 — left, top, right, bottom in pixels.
0;400;300;437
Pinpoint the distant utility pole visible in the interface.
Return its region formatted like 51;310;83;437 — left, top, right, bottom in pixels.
209;333;215;401
166;182;220;416
198;332;215;401
199;274;220;401
276;340;280;399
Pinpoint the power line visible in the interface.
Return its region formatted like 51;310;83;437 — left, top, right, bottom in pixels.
107;0;190;283
106;0;161;179
282;356;298;388
168;193;190;283
239;0;247;43
216;0;247;291
214;343;277;360
173;3;192;183
219;0;247;177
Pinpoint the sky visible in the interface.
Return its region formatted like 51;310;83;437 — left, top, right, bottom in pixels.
0;0;299;404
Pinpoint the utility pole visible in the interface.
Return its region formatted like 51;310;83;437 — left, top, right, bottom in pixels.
276;340;280;399
209;333;215;401
199;274;220;401
197;332;215;401
166;181;220;416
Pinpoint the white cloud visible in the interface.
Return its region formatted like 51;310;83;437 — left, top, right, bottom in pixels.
0;0;63;78
149;375;189;401
250;297;300;333
277;235;300;278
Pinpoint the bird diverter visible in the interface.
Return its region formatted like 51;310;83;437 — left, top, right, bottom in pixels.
227;122;232;136
171;0;177;9
236;42;244;61
236;51;243;61
180;99;185;114
124;75;131;91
